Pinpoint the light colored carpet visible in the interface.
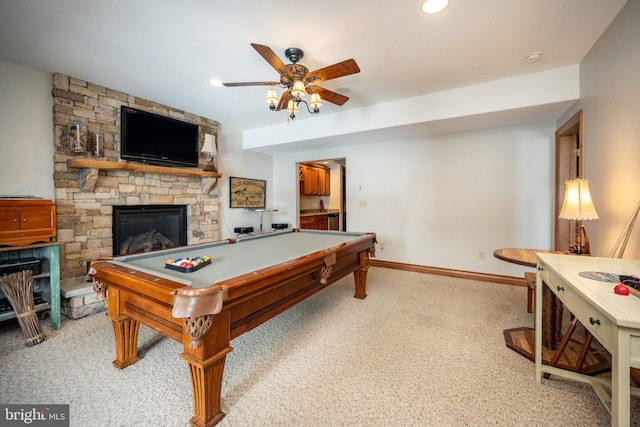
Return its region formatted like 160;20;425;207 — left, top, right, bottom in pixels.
1;267;637;426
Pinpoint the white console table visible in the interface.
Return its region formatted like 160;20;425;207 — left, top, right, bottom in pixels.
535;253;640;426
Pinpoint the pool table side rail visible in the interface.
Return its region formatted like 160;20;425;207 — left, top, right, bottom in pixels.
201;233;375;298
90;261;192;343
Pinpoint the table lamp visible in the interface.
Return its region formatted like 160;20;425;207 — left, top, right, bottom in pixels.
559;178;599;254
201;133;217;172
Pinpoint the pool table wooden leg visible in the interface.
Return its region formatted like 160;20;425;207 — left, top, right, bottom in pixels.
182;347;232;427
353;250;370;299
107;313;141;369
181;310;233;427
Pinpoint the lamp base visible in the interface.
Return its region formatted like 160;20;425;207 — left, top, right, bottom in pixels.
569;223;591;255
203;158;217;172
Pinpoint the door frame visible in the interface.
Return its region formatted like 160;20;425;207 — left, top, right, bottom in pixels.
554;110;584;251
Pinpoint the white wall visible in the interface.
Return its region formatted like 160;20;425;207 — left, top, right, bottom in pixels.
557;0;640;259
216;124;273;238
273;122;556;277
0;60;54;199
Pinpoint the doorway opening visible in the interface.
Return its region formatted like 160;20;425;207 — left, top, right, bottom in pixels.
554;110;583;252
297;158;346;231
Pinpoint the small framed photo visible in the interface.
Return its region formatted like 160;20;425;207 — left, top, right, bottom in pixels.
229;177;266;209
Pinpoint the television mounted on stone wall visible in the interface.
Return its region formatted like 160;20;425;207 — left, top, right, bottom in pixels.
120;106;199;168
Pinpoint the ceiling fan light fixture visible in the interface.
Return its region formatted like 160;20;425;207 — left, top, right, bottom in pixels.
265;88;278;110
421;0;448;14
291;80;306;100
309;93;323;111
287;99;299;119
223;43;360;121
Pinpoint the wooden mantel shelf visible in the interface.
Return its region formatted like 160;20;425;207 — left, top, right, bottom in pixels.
67;158;222;193
67;158;221;178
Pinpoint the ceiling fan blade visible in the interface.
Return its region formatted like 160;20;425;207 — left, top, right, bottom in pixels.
305;59;360;84
221;81;279;87
307;86;350;106
276;91;292;111
251;43;293;78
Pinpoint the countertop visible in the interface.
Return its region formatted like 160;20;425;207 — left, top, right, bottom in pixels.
300;209;339;217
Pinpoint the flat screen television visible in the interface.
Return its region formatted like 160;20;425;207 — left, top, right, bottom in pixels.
120;106;199;168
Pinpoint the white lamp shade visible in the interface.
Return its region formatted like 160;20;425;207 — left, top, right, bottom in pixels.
202;133;217;155
291;80;306;99
265;88;278;106
559;178;599;220
286;99;299;114
309;93;323;109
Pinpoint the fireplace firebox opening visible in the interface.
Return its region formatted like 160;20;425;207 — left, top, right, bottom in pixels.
112;205;187;256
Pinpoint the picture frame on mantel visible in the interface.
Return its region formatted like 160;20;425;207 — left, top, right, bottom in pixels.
229;177;266;209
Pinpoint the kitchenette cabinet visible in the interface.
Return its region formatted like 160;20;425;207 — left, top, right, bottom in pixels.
299;164;330;196
299;214;329;230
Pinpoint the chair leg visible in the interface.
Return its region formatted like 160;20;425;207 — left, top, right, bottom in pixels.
525;272;536;314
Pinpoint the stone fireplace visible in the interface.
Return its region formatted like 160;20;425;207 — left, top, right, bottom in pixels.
51;73;221;318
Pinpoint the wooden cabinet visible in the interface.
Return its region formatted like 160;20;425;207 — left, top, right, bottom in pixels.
299;214;328;230
300;165;319;195
300;216;315;230
314;214;328;230
299;164;330;196
0;199;56;246
318;168;330;196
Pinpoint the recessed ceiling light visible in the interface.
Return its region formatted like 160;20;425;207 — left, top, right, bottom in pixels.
525;51;542;63
421;0;448;14
208;79;223;87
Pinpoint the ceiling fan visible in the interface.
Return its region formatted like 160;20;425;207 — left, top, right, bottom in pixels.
221;43;361;119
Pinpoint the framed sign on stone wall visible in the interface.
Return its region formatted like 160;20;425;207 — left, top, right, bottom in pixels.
229;177;266;209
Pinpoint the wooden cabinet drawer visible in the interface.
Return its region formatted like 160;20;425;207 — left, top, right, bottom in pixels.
300;216;315;229
314;215;328;230
300;214;329;230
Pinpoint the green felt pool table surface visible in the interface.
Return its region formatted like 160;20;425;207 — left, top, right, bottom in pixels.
110;230;369;288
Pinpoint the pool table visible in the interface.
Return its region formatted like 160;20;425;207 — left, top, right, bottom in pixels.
90;229;376;427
